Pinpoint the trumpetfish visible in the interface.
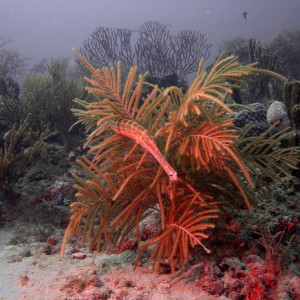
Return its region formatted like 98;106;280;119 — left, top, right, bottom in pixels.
111;119;178;182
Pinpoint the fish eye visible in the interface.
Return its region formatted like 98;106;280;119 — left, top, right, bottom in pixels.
170;173;176;179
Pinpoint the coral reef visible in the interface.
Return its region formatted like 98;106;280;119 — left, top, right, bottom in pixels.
0;117;44;190
284;80;300;130
0;58;85;150
220;37;289;104
234;102;269;136
0;76;20;99
270;29;300;79
61;51;300;275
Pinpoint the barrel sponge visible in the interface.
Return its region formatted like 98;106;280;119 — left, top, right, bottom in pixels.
266;101;291;131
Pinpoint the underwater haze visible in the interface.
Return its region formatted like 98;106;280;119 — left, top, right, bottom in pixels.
2;1;300;299
1;0;300;68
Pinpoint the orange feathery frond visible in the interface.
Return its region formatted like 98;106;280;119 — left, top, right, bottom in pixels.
62;51;296;274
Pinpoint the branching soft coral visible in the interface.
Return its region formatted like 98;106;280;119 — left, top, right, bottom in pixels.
61;50;300;273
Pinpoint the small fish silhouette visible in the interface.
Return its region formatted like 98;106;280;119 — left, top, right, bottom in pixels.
243;11;249;21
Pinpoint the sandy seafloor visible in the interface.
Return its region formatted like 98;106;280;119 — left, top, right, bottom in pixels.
0;224;221;300
0;142;299;300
